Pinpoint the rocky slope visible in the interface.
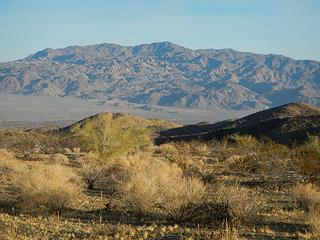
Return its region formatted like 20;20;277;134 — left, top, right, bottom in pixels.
156;103;320;145
1;42;320;110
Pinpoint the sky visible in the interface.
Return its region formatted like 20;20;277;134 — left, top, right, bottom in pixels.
0;0;319;62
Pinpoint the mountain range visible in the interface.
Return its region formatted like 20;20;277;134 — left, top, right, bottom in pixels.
0;41;319;110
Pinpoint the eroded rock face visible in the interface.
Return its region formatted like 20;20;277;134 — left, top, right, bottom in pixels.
1;42;320;110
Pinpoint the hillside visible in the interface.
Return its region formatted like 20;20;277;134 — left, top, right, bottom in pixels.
1;42;320;110
156;103;320;145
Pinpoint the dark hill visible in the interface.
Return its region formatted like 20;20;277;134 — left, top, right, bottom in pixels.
156;103;320;145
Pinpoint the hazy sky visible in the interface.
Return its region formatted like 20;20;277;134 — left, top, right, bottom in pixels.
0;0;319;62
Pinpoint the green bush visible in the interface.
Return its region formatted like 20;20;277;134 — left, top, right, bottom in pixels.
71;114;153;159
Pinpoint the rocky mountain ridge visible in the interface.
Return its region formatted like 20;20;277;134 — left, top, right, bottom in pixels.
1;42;319;110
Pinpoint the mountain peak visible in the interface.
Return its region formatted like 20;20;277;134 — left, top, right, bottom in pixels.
28;48;54;59
132;41;191;56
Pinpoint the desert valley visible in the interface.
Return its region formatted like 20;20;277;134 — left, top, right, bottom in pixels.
1;1;320;239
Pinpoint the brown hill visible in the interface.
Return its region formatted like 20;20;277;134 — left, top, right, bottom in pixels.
156;103;320;145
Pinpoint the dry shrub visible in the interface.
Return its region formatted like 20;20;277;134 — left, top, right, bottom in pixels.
73;147;81;153
293;183;320;212
63;148;72;154
78;153;105;189
101;161;131;197
220;221;245;240
309;210;320;237
228;141;302;189
188;140;210;157
0;130;63;153
0;130;40;152
0;152;14;204
295;136;320;184
228;134;259;149
49;153;69;165
157;143;215;183
228;152;280;174
122;157;206;221
0;158;29;206
0;149;14;161
158;142;191;164
79;152;133;193
214;184;265;226
227;154;260;174
11;163;82;213
227;152;292;175
156;143;179;161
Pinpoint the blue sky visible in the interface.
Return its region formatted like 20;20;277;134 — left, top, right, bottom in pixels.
0;0;319;62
